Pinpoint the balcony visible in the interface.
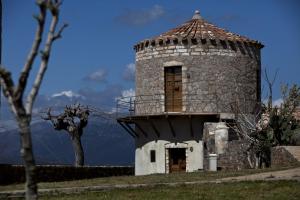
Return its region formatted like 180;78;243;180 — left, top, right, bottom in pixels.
116;93;257;119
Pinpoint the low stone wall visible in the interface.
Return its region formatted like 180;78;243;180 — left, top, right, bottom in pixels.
271;146;299;168
0;165;134;185
217;140;251;170
203;140;251;170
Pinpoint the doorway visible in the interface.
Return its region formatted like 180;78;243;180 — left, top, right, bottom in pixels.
168;148;186;173
164;66;182;112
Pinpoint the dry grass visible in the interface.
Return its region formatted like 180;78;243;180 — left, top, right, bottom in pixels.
40;180;300;200
0;166;295;192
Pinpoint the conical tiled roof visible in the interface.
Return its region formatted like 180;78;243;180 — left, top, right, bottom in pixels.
135;10;263;50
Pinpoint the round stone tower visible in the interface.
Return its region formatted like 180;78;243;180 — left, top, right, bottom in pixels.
117;10;264;176
134;10;263;116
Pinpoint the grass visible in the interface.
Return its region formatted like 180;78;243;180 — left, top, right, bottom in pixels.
40;180;300;200
0;166;296;192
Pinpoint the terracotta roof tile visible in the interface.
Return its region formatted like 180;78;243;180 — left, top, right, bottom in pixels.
136;10;263;48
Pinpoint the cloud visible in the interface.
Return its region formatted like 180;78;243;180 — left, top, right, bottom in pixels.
83;69;108;82
273;98;283;107
262;98;284;107
78;85;124;109
115;5;165;26
122;63;135;81
121;88;135;98
52;90;83;99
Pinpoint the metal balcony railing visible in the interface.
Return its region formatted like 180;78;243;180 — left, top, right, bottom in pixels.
116;93;257;118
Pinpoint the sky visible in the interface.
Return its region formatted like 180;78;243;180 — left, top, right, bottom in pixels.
1;0;300;113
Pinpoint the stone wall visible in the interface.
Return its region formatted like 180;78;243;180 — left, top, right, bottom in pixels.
135;39;261;116
203;139;250;170
271;146;299;168
0;165;134;185
217;140;251;170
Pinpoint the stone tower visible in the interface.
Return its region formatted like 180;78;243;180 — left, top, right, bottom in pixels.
117;10;263;175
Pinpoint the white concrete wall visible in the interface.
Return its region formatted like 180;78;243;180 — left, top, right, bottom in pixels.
134;117;216;175
185;140;203;172
135;140;168;175
135;139;203;175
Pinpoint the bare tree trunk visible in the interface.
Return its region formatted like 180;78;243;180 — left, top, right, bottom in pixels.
0;1;66;199
246;151;254;169
0;0;2;116
17;115;37;200
71;133;84;167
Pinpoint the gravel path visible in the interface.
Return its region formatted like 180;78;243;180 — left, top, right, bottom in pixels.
219;167;300;182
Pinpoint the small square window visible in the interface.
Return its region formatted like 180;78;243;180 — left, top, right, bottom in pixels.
150;150;156;163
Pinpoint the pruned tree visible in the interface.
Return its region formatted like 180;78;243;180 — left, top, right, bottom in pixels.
42;104;89;166
0;1;67;199
228;64;273;169
230;101;272;168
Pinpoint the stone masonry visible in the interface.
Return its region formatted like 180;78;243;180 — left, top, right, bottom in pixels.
135;39;261;116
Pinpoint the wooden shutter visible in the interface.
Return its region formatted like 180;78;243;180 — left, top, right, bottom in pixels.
165;66;182;112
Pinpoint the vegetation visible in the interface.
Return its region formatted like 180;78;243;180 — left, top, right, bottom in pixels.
41;181;300;200
232;77;300;168
268;84;300;145
0;166;295;192
42;104;90;166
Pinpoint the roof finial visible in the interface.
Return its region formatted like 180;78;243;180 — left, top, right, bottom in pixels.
192;10;202;20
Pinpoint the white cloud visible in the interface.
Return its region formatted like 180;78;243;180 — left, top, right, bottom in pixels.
52;90;83;99
115;5;165;26
121;88;135;97
262;98;284;107
123;63;135;81
84;69;108;82
273;98;283;107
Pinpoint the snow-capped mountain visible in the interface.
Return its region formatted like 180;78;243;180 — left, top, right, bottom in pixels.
0;89;135;165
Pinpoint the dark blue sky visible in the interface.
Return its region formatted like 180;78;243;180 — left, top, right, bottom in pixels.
2;0;300;102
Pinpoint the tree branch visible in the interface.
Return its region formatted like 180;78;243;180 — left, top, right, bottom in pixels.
14;1;47;101
53;23;68;41
0;67;17;115
26;1;67;114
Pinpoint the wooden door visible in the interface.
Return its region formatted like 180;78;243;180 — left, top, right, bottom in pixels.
169;148;186;173
165;66;182;112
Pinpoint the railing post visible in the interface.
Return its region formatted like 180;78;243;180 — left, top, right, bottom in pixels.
116;99;119;119
129;97;133;116
134;99;136;115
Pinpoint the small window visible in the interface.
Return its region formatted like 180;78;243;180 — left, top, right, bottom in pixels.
182;39;188;45
191;38;198;45
173;38;178;45
210;39;217;46
150;150;156;163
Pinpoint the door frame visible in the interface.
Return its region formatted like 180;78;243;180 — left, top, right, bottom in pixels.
164;142;188;174
168;148;187;173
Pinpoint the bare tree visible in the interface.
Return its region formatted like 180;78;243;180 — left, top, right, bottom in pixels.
227;60;270;168
230;101;270;168
0;1;67;199
42;104;89;166
0;0;2;117
264;68;278;111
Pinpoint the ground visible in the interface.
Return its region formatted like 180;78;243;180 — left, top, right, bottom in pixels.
0;166;299;199
40;181;300;200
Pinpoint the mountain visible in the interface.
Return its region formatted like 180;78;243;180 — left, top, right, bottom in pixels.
0;118;135;166
0;89;135;166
